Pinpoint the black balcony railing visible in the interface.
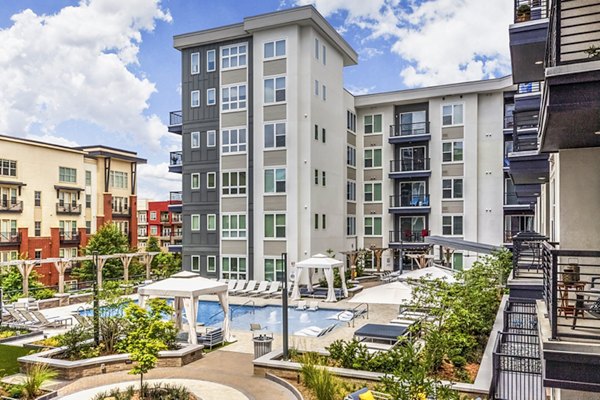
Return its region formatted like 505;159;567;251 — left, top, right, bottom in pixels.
0;231;20;246
170;151;183;166
60;231;80;243
56;202;82;215
390;194;430;208
389;230;429;243
389;122;430;137
514;0;548;23
389;158;430;173
112;205;130;216
0;200;23;213
512;232;548;278
170;191;182;202
169;110;183;126
504;115;514;130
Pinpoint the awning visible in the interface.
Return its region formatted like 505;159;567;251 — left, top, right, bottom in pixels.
425;236;502;254
0;180;26;186
54;185;85;192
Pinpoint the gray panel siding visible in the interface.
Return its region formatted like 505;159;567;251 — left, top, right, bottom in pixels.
364;135;383;147
264;150;286;166
263;104;287;121
263;59;286;76
442;163;464;176
364;169;383;181
441;126;464;139
264;195;286;211
222;111;247;127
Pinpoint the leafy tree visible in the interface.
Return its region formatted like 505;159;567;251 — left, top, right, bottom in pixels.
0;267;47;301
145;236;161;253
152;252;181;279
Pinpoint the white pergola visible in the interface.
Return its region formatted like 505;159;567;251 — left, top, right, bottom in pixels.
138;271;230;345
291;254;348;302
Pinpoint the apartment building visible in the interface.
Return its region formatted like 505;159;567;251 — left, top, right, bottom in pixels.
0;135;145;285
137;197;183;252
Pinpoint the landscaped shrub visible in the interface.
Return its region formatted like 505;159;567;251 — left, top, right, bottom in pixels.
56;325;95;360
32;288;56;300
92;382;196;400
300;353;342;400
0;327;28;340
18;363;57;400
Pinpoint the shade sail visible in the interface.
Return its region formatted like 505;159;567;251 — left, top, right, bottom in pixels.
398;266;457;283
349;281;413;305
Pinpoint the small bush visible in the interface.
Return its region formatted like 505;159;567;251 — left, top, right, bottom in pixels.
300;354;342;400
19;363;57;400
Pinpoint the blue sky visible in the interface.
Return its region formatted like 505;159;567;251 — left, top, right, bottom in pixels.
0;0;511;199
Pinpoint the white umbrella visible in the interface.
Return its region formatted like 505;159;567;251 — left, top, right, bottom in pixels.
398;266;456;283
348;281;413;305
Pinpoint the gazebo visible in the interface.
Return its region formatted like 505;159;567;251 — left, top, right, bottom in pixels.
138;271;230;344
291;254;348;302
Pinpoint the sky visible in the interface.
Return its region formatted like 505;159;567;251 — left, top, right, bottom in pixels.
0;0;512;200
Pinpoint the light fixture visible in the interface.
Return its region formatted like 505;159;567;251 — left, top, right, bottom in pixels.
538;176;546;180
595;131;600;135
535;60;543;65
533;192;539;195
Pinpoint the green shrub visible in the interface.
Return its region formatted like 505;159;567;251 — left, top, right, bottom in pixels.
57;325;94;360
32;288;56;300
19;363;57;400
300;354;341;400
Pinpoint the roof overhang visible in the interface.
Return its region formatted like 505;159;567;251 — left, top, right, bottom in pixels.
425;236;502;254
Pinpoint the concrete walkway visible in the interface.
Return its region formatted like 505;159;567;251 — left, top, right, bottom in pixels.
56;350;296;400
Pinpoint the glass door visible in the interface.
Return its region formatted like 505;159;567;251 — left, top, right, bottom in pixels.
400;111;426;135
400;146;426;171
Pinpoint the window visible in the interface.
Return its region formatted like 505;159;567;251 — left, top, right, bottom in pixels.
442;178;463;199
347;111;356;132
191;52;200;74
265;168;286;193
207;130;216;147
138;212;147;223
221;256;247;280
442;141;463;162
191;90;200;107
34;250;42;260
442;104;464;126
34;191;41;207
221;43;247;69
86;194;91;208
364;114;382;134
138;226;147;237
314;213;319;229
109;171;128;188
314;169;319;185
206;214;216;231
314;80;319;96
264;258;284;281
364;148;382;168
207;49;216;71
150;226;158;235
264;39;286;58
264;77;286;103
322;214;326;229
191;173;200;189
364;182;382;202
315;38;319;59
221;84;247;111
322;171;326;187
314;125;319;140
0;159;16;177
85;171;92;186
190;214;200;231
322;85;326;101
264;122;286;149
265;214;286;238
222;127;247;153
207;172;216;189
347;146;356;167
347;216;356;236
34;221;41;237
207;88;216;105
400;111;427;135
322;45;327;65
322;128;326;143
222;214;246;238
191;255;200;272
207;256;216;272
191;131;200;148
364;217;382;236
59;167;77;183
347;180;356;201
452;253;464;271
443;215;463;235
85;221;91;234
222;171;246;195
150;211;157;220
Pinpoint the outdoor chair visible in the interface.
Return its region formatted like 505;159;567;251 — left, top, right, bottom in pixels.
249;281;269;296
345;388;391;400
72;313;92;327
197;327;224;350
5;308;33;328
572;277;600;329
296;300;307;311
227;280;237;291
261;281;281;297
229;280;246;295
239;280;258;295
250;323;264;331
31;310;72;328
307;301;319;311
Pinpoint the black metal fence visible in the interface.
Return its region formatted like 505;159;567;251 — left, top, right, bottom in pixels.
512;232;548;278
504;299;538;333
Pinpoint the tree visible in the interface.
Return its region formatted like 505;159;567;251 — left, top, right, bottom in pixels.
145;236;161;253
152;252;181;279
0;267;47;301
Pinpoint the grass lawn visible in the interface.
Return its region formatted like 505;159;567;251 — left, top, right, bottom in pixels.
0;344;34;377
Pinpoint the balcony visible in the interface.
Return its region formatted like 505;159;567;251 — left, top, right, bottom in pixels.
112;205;130;217
56;202;82;215
59;231;80;245
0;200;23;213
168;191;182;213
168;244;182;253
504;193;536;211
389;230;430;245
388;122;431;144
169;151;183;174
389;194;431;214
168;110;182;134
0;232;20;247
389;158;431;179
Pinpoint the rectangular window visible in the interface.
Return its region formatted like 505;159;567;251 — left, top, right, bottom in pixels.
453;253;464;271
206;214;216;231
347;180;356;201
314;124;319;140
322;45;327;65
314;169;319;185
85;171;92;186
59;167;77;183
347;111;357;132
150;211;157;220
191;90;200;107
86;221;91;234
364;114;382;134
442;104;464;126
314;213;319;229
347;146;356;167
222;127;247;154
322;214;326;230
222;214;246;238
207;256;216;272
191;52;200;74
221;43;247;70
364;217;382;236
265;214;286;238
191;214;200;231
364;182;382;202
109;171;128;188
221;256;247;280
315;38;319;59
264;258;284;282
221;84;247;111
264;76;286;103
442;178;463;199
34;221;41;237
264;39;286;58
191;131;200;148
346;216;356;236
0;159;17;177
322;85;326;101
442;141;464;162
86;194;91;208
34;250;42;260
207;88;216;105
191;255;200;272
400;111;427;135
150;226;158;235
207;49;216;72
322;128;326;143
207;172;216;189
322;171;326;187
442;215;463;235
264;122;286;148
34;191;41;207
264;168;286;193
222;171;246;195
314;80;319;96
364;148;382;168
191;173;200;189
207;130;216;147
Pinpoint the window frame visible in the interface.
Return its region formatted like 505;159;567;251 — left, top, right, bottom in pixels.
221;256;247;280
191;52;200;75
264;168;286;194
347;180;356;202
264;258;284;282
207;255;216;272
206;214;216;231
364;216;383;236
364;182;383;203
59;167;77;183
364;148;382;169
264;121;286;150
191;90;200;108
364;114;383;134
207;172;216;189
221;127;247;154
263;76;286;104
191;255;201;272
220;43;247;71
264;213;286;239
347;145;356;167
191;131;200;148
346;216;356;236
442;103;464;127
442;178;463;199
206;49;216;72
222;170;246;196
442;215;464;236
263;39;286;60
207;130;216;148
0;159;17;177
222;213;247;239
206;88;216;106
191;173;200;190
442;140;464;163
191;214;200;231
221;84;247;112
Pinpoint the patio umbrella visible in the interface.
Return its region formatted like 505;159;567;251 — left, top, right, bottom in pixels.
398;266;457;283
348;281;413;305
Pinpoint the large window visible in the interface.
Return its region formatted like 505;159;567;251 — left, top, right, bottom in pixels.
347;180;356;201
191;255;200;272
264;258;284;281
400;111;427;135
442;215;463;235
222;214;246;238
206;88;216;106
221;44;247;70
191;90;200;107
442;141;463;162
264;122;286;149
264;40;286;59
264;77;286;103
85;171;92;186
207;130;216;147
347;145;356;167
222;128;247;154
364;217;382;236
265;168;286;193
109;171;128;188
191;173;200;189
347;111;356;132
59;167;77;183
207;256;216;272
364;114;382;134
347;216;356;236
206;49;216;71
222;171;246;195
191;52;200;74
206;214;216;231
442;178;463;199
265;214;286;238
221;84;247;111
442;104;464;126
364;148;382;168
191;131;200;148
0;159;16;177
364;182;382;202
207;172;216;189
221;256;247;280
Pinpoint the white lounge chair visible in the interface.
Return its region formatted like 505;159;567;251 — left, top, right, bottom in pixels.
296;301;307;311
261;281;281;297
31;310;72;327
229;280;246;295
249;281;269;296
239;280;258;295
307;301;319;311
227;280;237;291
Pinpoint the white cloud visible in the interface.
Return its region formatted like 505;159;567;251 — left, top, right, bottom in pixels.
137;162;181;201
360;47;383;60
0;0;172;150
346;84;376;95
296;0;512;87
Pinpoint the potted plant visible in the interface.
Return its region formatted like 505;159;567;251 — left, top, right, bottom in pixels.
585;45;600;60
516;4;531;22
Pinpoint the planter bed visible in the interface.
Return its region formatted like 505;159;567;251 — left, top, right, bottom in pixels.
0;389;58;400
67;293;92;305
0;329;42;344
37;298;60;310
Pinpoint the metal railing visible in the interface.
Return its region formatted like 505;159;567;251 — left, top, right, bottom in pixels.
389;122;430;137
56;202;82;214
0;200;23;212
504;115;514;130
112;205;130;216
389;230;429;243
390;194;430;208
389;158;430;173
503;299;538;333
170;191;182;202
513;130;539;152
504;193;522;206
347;302;369;327
0;232;20;245
512;232;548;278
514;0;548;23
169;110;183;126
170;151;182;166
60;231;80;243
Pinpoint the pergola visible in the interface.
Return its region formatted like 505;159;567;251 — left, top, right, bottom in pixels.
138;271;230;345
291;254;348;302
0;252;160;296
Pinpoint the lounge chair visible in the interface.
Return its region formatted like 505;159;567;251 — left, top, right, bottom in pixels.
229;280;246;295
296;301;307;311
72;313;91;326
5;308;34;328
307;301;319;311
345;388;391;400
227;280;237;291
294;324;336;337
261;281;281;298
270;281;290;298
31;310;72;327
197;327;224;350
239;280;258;295
249;281;269;296
17;310;41;326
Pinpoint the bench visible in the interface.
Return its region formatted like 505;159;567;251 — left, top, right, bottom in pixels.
197;327;224;350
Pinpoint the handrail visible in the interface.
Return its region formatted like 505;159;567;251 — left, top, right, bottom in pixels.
348;302;369;327
207;299;256;322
